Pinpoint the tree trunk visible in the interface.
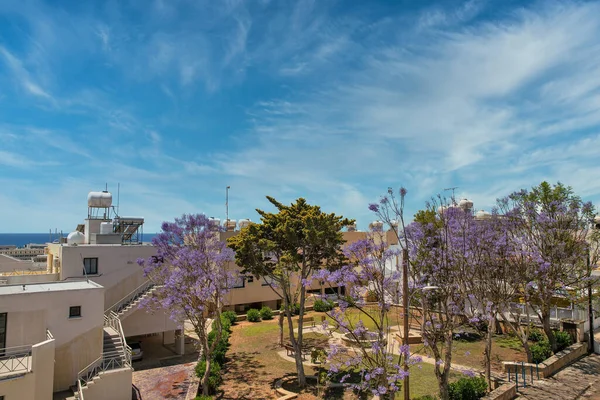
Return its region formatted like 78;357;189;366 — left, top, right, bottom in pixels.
541;311;557;353
523;340;533;363
278;312;284;346
284;289;307;387
202;357;212;396
484;318;495;388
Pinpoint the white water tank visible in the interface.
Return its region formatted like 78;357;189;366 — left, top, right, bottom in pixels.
225;220;237;231
389;220;399;230
437;206;447;214
594;215;600;225
458;198;474;210
475;210;491;220
100;222;113;234
67;231;85;245
369;220;384;231
238;219;252;230
208;218;221;229
347;222;357;232
88;191;112;208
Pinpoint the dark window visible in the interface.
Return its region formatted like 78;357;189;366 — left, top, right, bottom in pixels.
69;306;81;318
262;276;275;286
232;276;245;289
246;276;254;283
83;258;98;275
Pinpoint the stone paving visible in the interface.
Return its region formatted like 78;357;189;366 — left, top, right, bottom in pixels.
515;354;600;400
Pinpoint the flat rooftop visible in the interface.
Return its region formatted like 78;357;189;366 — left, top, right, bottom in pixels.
0;280;103;295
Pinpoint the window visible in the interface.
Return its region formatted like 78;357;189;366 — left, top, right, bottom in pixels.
232;276;245;289
262;276;275;286
69;306;81;318
246;275;254;283
83;258;98;275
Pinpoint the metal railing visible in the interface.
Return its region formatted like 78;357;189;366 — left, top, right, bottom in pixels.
0;269;50;277
105;311;132;367
76;380;84;400
104;280;155;315
0;345;33;375
46;329;54;341
74;314;132;398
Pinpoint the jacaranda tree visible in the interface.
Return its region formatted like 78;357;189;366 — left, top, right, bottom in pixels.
314;232;413;399
137;214;235;396
407;197;470;400
228;197;351;387
498;181;594;353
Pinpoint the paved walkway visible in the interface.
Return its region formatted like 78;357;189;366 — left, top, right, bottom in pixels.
515;354;600;399
279;325;477;373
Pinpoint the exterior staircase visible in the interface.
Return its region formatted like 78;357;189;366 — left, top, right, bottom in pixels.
105;281;157;321
71;313;132;400
70;281;157;399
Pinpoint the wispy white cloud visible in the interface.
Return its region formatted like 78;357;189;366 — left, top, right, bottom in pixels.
0;46;53;101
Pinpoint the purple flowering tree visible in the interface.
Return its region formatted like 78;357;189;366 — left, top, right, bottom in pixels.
227;197;351;387
405;197;471;400
314;233;412;399
458;211;524;383
137;214;235;396
498;181;595;353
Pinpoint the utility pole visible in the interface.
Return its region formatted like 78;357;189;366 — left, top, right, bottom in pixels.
402;248;410;400
588;253;595;353
226;186;231;224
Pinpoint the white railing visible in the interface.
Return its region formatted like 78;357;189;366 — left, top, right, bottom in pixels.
76;380;84;400
74;314;132;398
0;345;33;375
106;311;132;366
46;329;54;341
105;280;155;315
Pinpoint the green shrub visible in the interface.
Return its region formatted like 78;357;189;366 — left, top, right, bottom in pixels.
215;315;231;333
412;396;438;400
313;299;334;312
247;308;261;322
531;340;552;363
529;329;544;342
260;306;273;320
448;376;487;400
206;330;230;365
554;330;573;352
221;311;238;325
195;360;222;394
194;396;213;400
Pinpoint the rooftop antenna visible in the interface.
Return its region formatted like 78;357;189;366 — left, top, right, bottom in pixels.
444;187;459;204
226;186;231;224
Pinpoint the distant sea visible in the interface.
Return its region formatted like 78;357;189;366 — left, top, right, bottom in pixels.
0;233;158;247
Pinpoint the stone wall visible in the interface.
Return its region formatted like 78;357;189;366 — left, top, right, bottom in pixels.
503;342;587;381
481;383;517;400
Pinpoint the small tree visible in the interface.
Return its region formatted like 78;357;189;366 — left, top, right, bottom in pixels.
137;214;235;396
498;182;594;352
406;198;467;400
315;233;409;399
228;197;351;387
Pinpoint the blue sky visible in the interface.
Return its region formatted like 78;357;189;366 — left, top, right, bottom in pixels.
2;0;600;233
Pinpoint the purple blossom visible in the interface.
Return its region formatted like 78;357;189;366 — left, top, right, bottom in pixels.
368;203;380;212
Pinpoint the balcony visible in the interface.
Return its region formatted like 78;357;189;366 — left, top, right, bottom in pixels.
0;345;32;379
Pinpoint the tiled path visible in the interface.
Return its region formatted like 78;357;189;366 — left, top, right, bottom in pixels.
515;354;600;400
132;359;196;400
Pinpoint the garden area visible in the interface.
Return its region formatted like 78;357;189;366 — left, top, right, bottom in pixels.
193;305;554;400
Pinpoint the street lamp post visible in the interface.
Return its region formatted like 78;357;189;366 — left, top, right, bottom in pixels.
588;253;594;353
226;186;231;224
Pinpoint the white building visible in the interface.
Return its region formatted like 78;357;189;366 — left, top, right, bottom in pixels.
0;191;181;400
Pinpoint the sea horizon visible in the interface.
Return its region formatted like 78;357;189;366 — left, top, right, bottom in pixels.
0;233;158;247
